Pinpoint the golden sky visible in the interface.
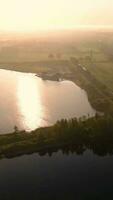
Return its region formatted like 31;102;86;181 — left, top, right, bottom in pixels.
0;0;113;32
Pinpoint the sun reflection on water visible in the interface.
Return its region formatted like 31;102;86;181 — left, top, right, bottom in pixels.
17;74;43;131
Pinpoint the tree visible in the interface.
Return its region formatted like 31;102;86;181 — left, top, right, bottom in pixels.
14;126;19;133
48;54;54;59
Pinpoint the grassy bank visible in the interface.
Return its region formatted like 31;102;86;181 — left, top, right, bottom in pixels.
0;114;113;159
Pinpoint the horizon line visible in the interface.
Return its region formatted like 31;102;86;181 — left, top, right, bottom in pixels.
0;25;113;34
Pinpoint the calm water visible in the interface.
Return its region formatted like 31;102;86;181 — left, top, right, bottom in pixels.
0;150;113;200
0;69;95;134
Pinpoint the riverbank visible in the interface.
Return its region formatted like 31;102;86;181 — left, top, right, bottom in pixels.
0;115;113;159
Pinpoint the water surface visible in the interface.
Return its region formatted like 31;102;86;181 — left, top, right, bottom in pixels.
0;150;113;200
0;69;95;133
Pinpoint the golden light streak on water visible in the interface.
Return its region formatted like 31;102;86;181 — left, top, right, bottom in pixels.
17;74;44;131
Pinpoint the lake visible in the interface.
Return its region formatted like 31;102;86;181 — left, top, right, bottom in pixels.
0;150;113;200
0;69;95;134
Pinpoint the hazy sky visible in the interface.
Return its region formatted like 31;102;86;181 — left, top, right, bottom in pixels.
0;0;113;32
